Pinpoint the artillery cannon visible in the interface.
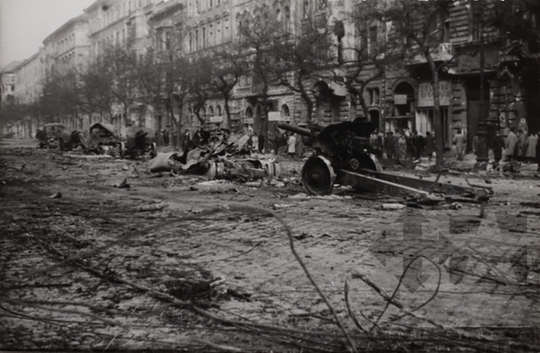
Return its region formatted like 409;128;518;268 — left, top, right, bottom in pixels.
278;122;492;205
279;121;382;195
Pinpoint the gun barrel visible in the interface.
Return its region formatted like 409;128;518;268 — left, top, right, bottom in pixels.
277;123;314;137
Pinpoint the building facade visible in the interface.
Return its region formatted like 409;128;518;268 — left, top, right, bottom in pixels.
42;14;91;74
4;0;538;151
12;50;46;138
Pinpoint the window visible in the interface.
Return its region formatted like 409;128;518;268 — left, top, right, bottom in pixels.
224;17;230;40
470;0;481;40
195;29;199;50
366;87;380;105
202;26;206;48
209;0;213;7
209;24;213;46
216;105;222;116
189;32;193;51
165;31;171;49
281;104;290;119
369;25;377;54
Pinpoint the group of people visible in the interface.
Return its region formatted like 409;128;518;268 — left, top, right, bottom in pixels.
248;131;301;156
488;128;540;170
370;129;435;162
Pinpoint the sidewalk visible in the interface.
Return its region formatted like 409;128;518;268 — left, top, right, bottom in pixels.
415;153;539;177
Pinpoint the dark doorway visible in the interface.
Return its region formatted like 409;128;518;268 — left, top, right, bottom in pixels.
369;110;380;131
466;77;490;151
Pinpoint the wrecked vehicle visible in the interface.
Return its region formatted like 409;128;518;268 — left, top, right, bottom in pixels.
148;130;281;181
73;122;123;156
279;122;492;205
123;126;157;159
36;123;78;150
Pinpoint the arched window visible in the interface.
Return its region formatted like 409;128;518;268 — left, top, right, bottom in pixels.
216;105;222;116
208;106;214;116
281;104;290;119
245;107;253;118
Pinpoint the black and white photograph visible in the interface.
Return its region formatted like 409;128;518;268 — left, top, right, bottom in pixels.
1;0;540;351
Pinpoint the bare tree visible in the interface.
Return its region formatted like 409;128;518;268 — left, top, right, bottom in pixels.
376;0;454;165
188;54;215;125
210;45;246;129
337;0;403;120
79;56;115;122
237;4;282;150
272;15;333;123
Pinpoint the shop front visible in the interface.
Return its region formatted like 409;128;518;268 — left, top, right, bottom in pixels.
415;80;452;148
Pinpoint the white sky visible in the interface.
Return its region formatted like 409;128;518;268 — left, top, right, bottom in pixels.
0;0;96;68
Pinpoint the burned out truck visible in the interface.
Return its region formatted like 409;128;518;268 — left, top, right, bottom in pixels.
278;121;492;206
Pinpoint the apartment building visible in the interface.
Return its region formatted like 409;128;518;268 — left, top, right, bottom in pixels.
42;14;90;74
12;50;46;137
85;0;155;59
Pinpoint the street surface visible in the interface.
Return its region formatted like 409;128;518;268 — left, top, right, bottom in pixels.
1;138;540;352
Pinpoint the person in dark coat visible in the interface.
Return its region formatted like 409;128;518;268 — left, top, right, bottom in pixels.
536;130;540;172
424;131;435;160
258;132;265;153
491;130;505;167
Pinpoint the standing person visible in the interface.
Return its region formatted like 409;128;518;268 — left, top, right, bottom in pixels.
517;129;528;160
280;132;289;155
251;133;259;153
411;130;420;161
258;131;265;153
525;132;538;162
453;129;467;161
424;131;435;161
384;131;394;159
536;131;540;171
273;131;281;155
491;130;505;168
397;133;407;161
287;133;296;156
182;129;190;151
506;128;518;160
472;133;479;155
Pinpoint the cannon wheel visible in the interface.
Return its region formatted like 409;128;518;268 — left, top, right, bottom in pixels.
302;156;336;195
349;153;382;172
150;142;158;159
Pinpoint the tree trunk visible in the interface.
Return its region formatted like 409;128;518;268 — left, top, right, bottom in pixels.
428;57;444;166
224;95;231;130
175;100;183;148
297;78;313;121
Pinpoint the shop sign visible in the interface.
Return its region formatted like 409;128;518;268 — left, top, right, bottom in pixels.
394;94;408;105
244;118;254;124
418;81;451;107
209;116;223;123
268;112;282;121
